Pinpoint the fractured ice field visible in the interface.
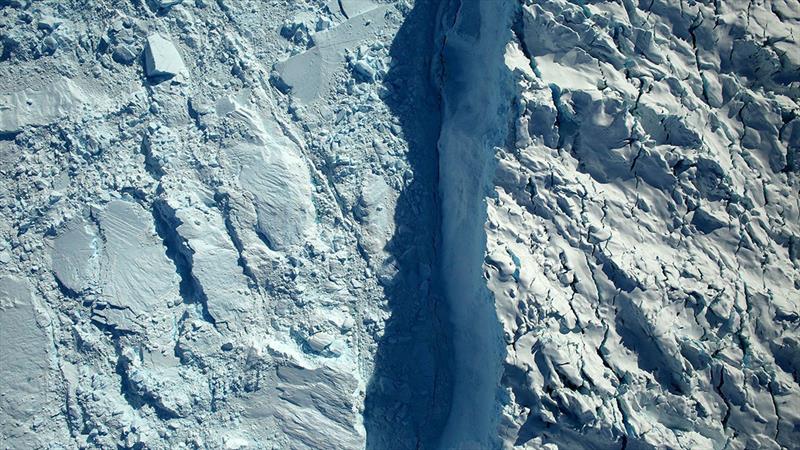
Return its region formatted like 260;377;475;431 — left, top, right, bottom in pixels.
0;0;798;449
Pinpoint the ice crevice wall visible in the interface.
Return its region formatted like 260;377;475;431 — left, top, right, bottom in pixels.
429;0;800;448
433;0;516;448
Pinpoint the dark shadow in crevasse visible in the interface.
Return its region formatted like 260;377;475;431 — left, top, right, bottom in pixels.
363;1;453;449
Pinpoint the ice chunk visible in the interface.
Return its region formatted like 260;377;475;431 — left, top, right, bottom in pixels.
50;218;99;294
280;13;315;46
150;0;183;9
355;174;395;259
238;362;363;447
0;276;51;448
144;33;186;80
95;200;179;330
227;138;316;252
112;44;138;65
273;6;389;102
273;49;324;102
0;78;85;134
691;207;727;234
339;0;378;18
47;201;179;332
155;198;251;326
352;59;376;82
36;16;64;31
121;353;208;418
239;146;316;251
306;332;334;353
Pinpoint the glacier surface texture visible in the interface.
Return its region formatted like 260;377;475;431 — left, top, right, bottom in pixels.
0;0;799;449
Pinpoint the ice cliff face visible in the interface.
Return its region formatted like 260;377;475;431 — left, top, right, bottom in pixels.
441;0;800;448
1;0;798;449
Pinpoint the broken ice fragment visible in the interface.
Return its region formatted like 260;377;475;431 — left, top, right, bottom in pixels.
144;33;186;80
306;332;334;353
155;198;251;325
355;173;397;271
230;141;317;252
352;60;376;82
280;14;313;46
273;5;390;103
691;207;727;234
37;16;64;31
112;44;137;65
95;200;180;329
0;78;85;134
51;218;99;294
150;0;183;9
238;363;362;447
339;0;378;18
41;35;58;54
0;276;51;448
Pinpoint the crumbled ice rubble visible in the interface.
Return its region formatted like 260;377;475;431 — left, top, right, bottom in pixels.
435;0;800;448
347;44;388;83
0;0;443;448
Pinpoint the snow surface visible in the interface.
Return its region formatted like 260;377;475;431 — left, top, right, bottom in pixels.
487;1;800;448
0;0;798;449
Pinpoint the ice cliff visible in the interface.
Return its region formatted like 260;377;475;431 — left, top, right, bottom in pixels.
0;0;798;449
444;0;800;448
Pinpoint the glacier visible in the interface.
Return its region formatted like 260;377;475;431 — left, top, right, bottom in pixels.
0;0;798;449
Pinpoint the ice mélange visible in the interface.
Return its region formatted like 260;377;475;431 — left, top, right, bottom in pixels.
1;0;798;449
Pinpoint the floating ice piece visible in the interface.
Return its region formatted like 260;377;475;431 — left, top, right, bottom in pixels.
352;59;376;82
95;200;179;330
218;99;317;254
112;44;138;65
37;15;64;31
50;218;99;294
47;201;179;332
156;198;251;326
150;0;183;9
237;143;316;251
339;0;378;18
306;332;334;353
238;362;363;447
691;207;727;234
0;78;85;134
126;364;204;418
280;13;315;46
355;174;395;259
273;5;389;102
0;276;50;448
214;94;318;253
144;33;186;80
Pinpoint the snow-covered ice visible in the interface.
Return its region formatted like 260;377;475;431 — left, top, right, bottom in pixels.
144;33;187;80
0;0;798;449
